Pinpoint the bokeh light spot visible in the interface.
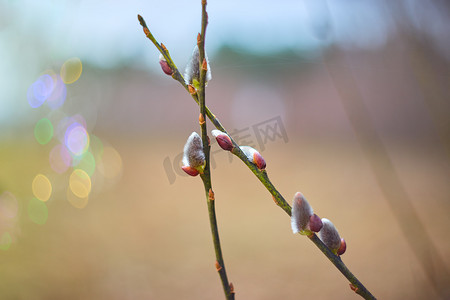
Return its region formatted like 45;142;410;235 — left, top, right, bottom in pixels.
60;57;82;84
46;75;67;109
28;197;48;225
27;74;54;108
0;232;12;251
0;191;18;219
97;146;123;179
69;169;91;198
32;174;52;202
75;151;96;177
67;188;89;209
49;144;72;174
65;122;90;156
34;118;54;145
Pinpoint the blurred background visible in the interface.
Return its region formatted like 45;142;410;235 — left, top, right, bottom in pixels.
1;0;449;299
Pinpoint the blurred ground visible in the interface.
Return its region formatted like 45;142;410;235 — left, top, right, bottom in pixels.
1;11;450;299
0;136;449;299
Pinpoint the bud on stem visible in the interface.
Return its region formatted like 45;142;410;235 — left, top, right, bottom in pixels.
291;192;322;235
319;218;342;254
184;45;212;89
182;132;205;176
159;54;173;75
211;130;233;151
240;146;266;170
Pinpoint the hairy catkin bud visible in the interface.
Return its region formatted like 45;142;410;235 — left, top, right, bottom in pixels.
240;146;266;170
211;130;233;151
291;192;323;235
319;218;342;254
181;132;205;176
184;45;212;88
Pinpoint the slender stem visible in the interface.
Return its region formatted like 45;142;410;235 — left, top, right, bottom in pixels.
137;11;374;300
198;2;234;299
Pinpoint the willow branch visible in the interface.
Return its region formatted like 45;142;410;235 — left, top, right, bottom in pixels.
138;12;375;300
197;1;234;299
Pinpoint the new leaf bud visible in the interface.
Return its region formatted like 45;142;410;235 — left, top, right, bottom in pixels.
211;130;233;151
159;54;173;75
319;218;342;254
182;132;205;176
240;146;266;170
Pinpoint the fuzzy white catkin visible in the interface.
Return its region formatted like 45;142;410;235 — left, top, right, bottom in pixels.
182;132;205;168
184;45;212;85
291;192;313;234
240;146;256;161
319;218;341;251
211;129;227;138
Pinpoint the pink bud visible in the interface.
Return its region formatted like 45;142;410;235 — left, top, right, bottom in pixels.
337;238;346;255
211;130;233;151
309;214;323;232
159;54;173;75
319;218;341;253
182;165;199;177
240;146;266;170
253;152;266;170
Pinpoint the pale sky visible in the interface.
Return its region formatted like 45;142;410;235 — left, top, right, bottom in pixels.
0;0;448;125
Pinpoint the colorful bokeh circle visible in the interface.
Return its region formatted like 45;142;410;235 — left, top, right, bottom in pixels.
60;57;82;84
32;174;52;202
34;118;54;145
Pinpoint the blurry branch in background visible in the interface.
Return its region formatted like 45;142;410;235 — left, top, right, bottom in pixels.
407;39;450;159
390;1;450;160
323;47;450;299
138;2;376;299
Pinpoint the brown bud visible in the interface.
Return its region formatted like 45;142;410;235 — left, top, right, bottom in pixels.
143;27;150;36
229;282;235;294
215;261;222;271
202;58;208;71
197;33;201;45
272;195;278;204
337;238;346;255
349;283;359;293
208;189;215;201
309;213;323;232
199;113;205;125
188;84;196;95
161;43;167;52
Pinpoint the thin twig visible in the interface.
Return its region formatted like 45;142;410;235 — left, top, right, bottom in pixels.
138;10;375;300
197;1;234;299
